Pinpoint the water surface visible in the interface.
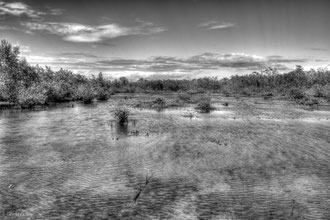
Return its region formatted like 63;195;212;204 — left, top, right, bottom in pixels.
1;95;330;219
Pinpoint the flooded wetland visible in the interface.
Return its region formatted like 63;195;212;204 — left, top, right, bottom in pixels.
1;94;330;219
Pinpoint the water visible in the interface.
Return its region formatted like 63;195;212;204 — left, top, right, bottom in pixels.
1;95;330;219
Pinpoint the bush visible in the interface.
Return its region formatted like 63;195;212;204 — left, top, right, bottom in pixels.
241;88;253;96
114;108;130;124
0;82;8;101
45;82;74;102
18;84;47;108
96;88;110;101
77;84;94;104
289;88;306;99
178;93;192;103
153;97;166;106
195;99;215;113
109;88;115;95
308;84;330;99
297;97;320;106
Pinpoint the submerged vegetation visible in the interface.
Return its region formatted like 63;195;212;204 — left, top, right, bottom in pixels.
195;99;215;113
114;107;130;124
1;39;330;109
133;96;185;110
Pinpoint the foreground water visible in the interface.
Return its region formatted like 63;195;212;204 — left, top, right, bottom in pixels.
1;95;330;219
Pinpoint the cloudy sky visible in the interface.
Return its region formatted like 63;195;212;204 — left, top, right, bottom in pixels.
1;0;329;79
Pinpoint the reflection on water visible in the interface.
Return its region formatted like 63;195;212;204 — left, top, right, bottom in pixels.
115;122;129;136
0;96;330;219
108;119;138;137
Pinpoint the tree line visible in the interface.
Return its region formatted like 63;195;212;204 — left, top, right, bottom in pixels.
1;39;329;108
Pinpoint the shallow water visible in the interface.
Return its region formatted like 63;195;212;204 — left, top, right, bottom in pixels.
1;95;330;219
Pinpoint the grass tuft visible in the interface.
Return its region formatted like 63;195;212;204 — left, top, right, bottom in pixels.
195;99;215;113
114;107;130;124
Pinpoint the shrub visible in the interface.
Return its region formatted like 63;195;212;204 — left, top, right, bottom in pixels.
242;88;253;96
178;93;192;103
0;82;8;101
109;88;115;95
308;84;330;98
153;97;166;106
114;108;130;124
96;88;110;101
45;82;74;102
18;84;47;108
195;99;215;113
297;97;320;106
289;88;306;100
77;84;94;104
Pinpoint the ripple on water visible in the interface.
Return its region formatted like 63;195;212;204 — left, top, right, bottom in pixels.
1;96;330;219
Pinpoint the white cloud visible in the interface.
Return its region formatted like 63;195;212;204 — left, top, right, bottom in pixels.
21;21;166;42
199;20;236;30
49;8;64;16
13;43;31;53
0;1;45;18
21;51;308;79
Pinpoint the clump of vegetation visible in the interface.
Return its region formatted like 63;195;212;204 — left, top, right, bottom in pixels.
195;99;215;113
96;88;110;101
307;84;330;99
18;84;47;108
114;108;130;124
134;97;168;109
178;93;192;103
288;87;324;106
263;92;273;100
153;97;166;106
78;85;94;104
297;97;320;106
289;88;307;100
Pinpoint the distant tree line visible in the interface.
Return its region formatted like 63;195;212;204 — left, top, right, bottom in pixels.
1;39;329;108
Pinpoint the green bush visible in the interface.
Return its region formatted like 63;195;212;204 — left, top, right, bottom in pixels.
0;82;8;101
77;84;94;104
195;99;215;113
18;84;47;108
114;108;130;124
96;88;110;101
153;97;166;106
178;93;192;103
289;88;306;99
309;84;330;98
241;88;253;96
109;88;115;95
45;82;75;102
297;97;320;106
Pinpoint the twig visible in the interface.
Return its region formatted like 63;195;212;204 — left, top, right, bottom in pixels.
133;172;152;203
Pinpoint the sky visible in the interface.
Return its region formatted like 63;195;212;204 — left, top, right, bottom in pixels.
1;0;329;80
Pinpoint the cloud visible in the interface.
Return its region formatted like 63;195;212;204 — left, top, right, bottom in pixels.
266;55;308;63
309;47;328;51
92;42;115;47
0;1;45;18
56;52;99;58
23;52;311;79
0;25;19;30
48;8;64;16
61;53;267;72
0;1;63;21
21;21;166;42
199;20;236;30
